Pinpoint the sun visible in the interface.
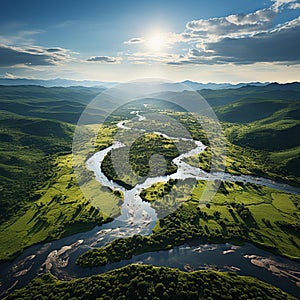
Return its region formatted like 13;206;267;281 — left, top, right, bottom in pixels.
147;32;166;52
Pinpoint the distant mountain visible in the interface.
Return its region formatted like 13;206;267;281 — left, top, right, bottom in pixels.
0;78;117;88
181;80;269;90
260;81;300;92
4;77;300;93
146;82;300;117
0;77;271;90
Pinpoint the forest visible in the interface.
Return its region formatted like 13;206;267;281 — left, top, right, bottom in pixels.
5;264;296;300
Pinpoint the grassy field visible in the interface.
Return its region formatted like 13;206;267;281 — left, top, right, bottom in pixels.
5;264;296;300
0;154;121;261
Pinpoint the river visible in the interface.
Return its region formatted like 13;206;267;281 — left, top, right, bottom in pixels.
0;111;300;299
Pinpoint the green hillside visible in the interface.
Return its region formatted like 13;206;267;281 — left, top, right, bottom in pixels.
0;87;122;260
0;112;74;222
212;97;300;185
227;120;299;151
215;99;289;123
0;85;109;124
200;82;300;107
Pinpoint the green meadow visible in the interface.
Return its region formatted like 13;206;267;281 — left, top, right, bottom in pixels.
0;154;120;261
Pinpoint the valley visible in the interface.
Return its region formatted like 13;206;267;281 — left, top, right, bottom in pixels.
0;83;300;299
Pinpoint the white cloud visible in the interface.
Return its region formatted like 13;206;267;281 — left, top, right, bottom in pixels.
272;0;298;10
3;72;17;79
225;9;275;25
185;7;276;43
289;2;300;8
87;56;122;63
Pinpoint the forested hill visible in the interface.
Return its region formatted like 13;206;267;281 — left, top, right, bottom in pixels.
5;264;296;300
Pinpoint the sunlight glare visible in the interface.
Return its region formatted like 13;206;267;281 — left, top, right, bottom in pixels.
147;32;166;52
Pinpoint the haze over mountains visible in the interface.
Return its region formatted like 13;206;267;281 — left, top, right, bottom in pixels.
1;82;299;125
0;78;117;89
0;77;270;90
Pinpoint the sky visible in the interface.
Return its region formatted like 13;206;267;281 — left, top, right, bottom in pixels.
0;0;300;83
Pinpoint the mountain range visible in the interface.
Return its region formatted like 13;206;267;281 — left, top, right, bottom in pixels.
0;77;270;90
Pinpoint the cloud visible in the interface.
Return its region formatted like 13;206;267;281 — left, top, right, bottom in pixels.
87;56;122;63
162;0;298;47
185;7;276;43
289;2;300;8
0;44;72;67
3;72;17;79
126;0;300;67
160;0;300;66
167;16;300;65
46;48;65;52
124;37;144;44
272;0;298;10
208;20;300;64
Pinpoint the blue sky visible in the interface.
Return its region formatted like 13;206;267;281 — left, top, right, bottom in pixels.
0;0;299;82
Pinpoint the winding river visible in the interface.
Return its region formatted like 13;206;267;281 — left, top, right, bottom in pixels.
1;111;300;299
